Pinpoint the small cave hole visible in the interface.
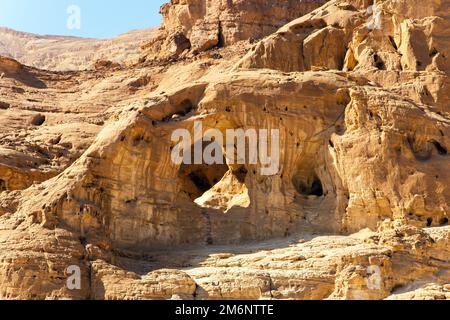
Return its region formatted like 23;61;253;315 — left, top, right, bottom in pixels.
30;114;46;126
440;217;449;226
162;99;195;122
373;53;385;70
132;134;144;146
0;179;7;192
431;140;447;155
0;101;10;110
407;135;432;161
311;179;324;197
179;141;229;201
293;174;324;197
426;218;433;227
217;21;225;48
429;48;439;58
234;166;248;183
177;99;194;116
79;236;87;246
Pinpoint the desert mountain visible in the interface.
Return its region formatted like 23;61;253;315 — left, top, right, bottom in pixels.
0;26;157;71
0;0;449;300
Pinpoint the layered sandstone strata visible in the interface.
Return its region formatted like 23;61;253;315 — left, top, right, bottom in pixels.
0;0;448;300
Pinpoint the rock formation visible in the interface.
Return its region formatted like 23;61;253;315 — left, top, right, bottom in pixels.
0;0;449;300
0;27;157;71
141;0;328;59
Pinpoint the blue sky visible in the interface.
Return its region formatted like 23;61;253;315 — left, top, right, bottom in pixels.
0;0;167;38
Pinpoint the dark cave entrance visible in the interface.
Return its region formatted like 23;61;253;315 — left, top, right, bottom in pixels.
179;141;229;200
431;140;447;155
0;179;7;192
293;174;324;197
310;178;324;197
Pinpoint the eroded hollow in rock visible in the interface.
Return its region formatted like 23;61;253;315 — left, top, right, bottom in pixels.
30;114;46;126
179;141;229;200
161;99;195;122
373;53;385;70
408;138;448;161
0;179;7;192
293;173;324;197
407;135;433;161
431;140;447;155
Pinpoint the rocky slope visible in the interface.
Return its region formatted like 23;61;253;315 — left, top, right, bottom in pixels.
0;0;449;300
141;0;328;59
0;27;157;71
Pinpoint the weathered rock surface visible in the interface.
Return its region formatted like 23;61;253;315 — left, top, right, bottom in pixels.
141;0;328;60
0;0;448;300
0;27;158;71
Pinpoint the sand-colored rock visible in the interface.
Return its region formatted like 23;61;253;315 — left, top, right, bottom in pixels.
237;0;450;76
0;27;158;71
0;0;448;300
141;0;327;60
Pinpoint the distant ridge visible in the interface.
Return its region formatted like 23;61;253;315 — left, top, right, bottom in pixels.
0;26;158;71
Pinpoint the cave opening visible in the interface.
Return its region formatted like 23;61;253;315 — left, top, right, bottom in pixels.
176;99;195;116
293;174;324;197
431;140;447;155
217;21;225;48
373;53;385;70
310;178;324;197
179;141;229;201
162;99;195;122
188;171;214;194
0;179;6;192
233;166;248;183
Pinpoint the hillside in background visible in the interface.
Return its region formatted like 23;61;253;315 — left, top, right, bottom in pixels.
0;26;157;71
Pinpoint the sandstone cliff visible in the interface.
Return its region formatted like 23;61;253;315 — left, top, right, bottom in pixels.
0;0;449;300
141;0;328;59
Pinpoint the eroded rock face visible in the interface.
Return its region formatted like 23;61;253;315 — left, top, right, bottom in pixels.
0;0;449;300
237;0;450;76
141;0;328;59
0;27;158;71
26;71;354;251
